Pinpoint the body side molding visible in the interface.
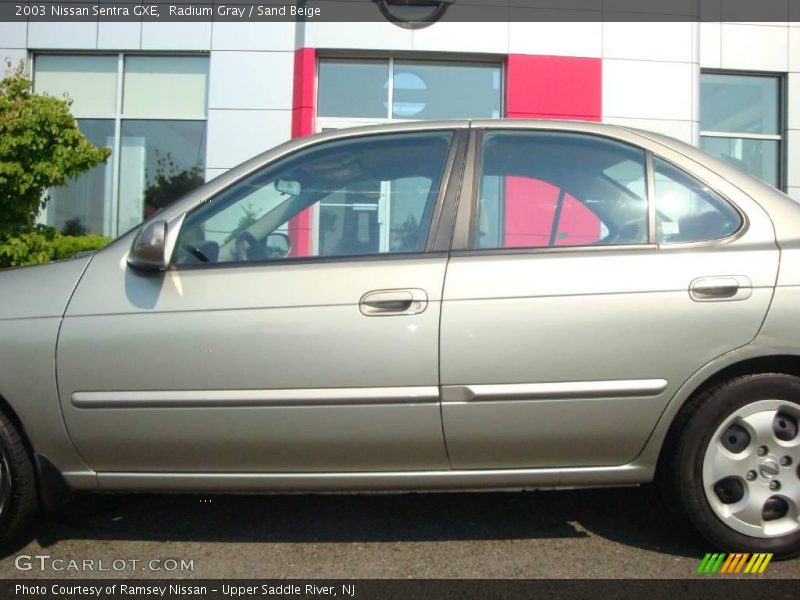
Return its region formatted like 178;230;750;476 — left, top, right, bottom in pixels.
441;379;669;403
72;386;439;409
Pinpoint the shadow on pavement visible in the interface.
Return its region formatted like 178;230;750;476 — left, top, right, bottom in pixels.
26;486;705;558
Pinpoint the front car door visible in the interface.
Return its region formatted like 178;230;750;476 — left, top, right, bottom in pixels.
440;123;779;469
57;126;465;475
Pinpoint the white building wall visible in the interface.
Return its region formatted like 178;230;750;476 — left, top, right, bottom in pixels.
306;21;701;144
509;20;602;57
0;21;27;68
1;19;799;196
206;22;297;180
789;26;800;201
601;22;699;144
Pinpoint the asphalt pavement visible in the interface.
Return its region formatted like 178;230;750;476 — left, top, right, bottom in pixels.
0;486;797;579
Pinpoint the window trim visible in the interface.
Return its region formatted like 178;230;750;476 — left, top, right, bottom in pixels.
646;151;657;245
168;128;467;271
169;248;453;273
455;128;749;257
699;70;784;191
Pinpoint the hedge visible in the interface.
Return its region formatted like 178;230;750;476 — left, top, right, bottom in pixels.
0;227;110;268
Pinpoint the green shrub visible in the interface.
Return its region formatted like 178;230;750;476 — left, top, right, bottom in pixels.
0;227;110;268
0;61;110;239
49;233;110;261
0;230;51;267
0;59;111;268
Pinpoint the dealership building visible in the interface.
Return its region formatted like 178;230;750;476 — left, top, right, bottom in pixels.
0;15;798;239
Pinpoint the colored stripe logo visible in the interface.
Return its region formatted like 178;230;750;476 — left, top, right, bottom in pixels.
697;553;773;574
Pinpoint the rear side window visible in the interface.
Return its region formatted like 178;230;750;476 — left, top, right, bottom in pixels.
653;157;742;244
475;132;648;249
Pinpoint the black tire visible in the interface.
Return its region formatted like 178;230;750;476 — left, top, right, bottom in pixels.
0;411;37;551
658;373;800;559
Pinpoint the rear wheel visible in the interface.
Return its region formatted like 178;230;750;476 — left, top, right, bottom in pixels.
0;411;37;550
659;373;800;558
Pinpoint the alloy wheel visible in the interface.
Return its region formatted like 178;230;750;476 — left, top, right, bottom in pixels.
702;399;800;538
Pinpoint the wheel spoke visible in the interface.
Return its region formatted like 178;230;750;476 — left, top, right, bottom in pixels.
741;410;779;445
711;448;750;479
778;476;800;507
731;485;772;529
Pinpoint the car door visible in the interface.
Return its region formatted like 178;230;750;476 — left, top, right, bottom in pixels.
439;125;779;469
57;128;464;473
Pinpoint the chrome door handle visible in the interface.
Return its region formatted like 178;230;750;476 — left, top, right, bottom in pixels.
689;276;752;302
359;289;428;316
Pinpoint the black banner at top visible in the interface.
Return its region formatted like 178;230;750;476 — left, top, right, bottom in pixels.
0;0;799;23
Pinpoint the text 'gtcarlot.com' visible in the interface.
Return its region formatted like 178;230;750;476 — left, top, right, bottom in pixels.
14;554;194;572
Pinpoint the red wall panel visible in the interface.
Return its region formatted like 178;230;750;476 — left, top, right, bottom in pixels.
503;177;558;248
288;48;316;257
555;195;601;246
502;178;600;248
503;54;602;246
506;54;602;121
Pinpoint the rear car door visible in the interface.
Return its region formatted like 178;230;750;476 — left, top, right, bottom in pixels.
57;128;465;473
439;125;779;469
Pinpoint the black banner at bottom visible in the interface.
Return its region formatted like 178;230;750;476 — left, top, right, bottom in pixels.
3;579;799;600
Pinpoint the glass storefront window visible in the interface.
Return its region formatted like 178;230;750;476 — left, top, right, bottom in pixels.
317;60;390;119
700;73;782;188
392;61;501;119
34;55;118;117
317;58;502;121
123;56;209;118
701;74;779;135
118;120;207;233
35;53;209;237
45;119;115;235
700;136;779;189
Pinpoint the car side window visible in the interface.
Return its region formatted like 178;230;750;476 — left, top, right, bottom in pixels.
653;157;742;244
475;131;648;249
173;131;453;265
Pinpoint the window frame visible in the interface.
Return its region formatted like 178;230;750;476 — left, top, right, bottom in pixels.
315;55;505;131
456;128;748;255
699;70;784;191
33;51;210;238
168;128;468;271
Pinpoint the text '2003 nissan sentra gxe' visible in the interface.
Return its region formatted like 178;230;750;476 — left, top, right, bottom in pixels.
1;120;800;557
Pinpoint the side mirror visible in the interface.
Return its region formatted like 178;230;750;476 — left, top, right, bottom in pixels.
265;231;292;258
127;219;169;271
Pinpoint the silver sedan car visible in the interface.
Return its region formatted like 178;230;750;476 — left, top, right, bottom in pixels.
1;120;799;557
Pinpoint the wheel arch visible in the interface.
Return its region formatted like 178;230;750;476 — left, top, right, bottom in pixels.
0;392;35;460
0;390;72;511
653;353;800;475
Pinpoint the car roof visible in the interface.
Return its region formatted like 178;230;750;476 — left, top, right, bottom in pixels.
304;118;634;138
